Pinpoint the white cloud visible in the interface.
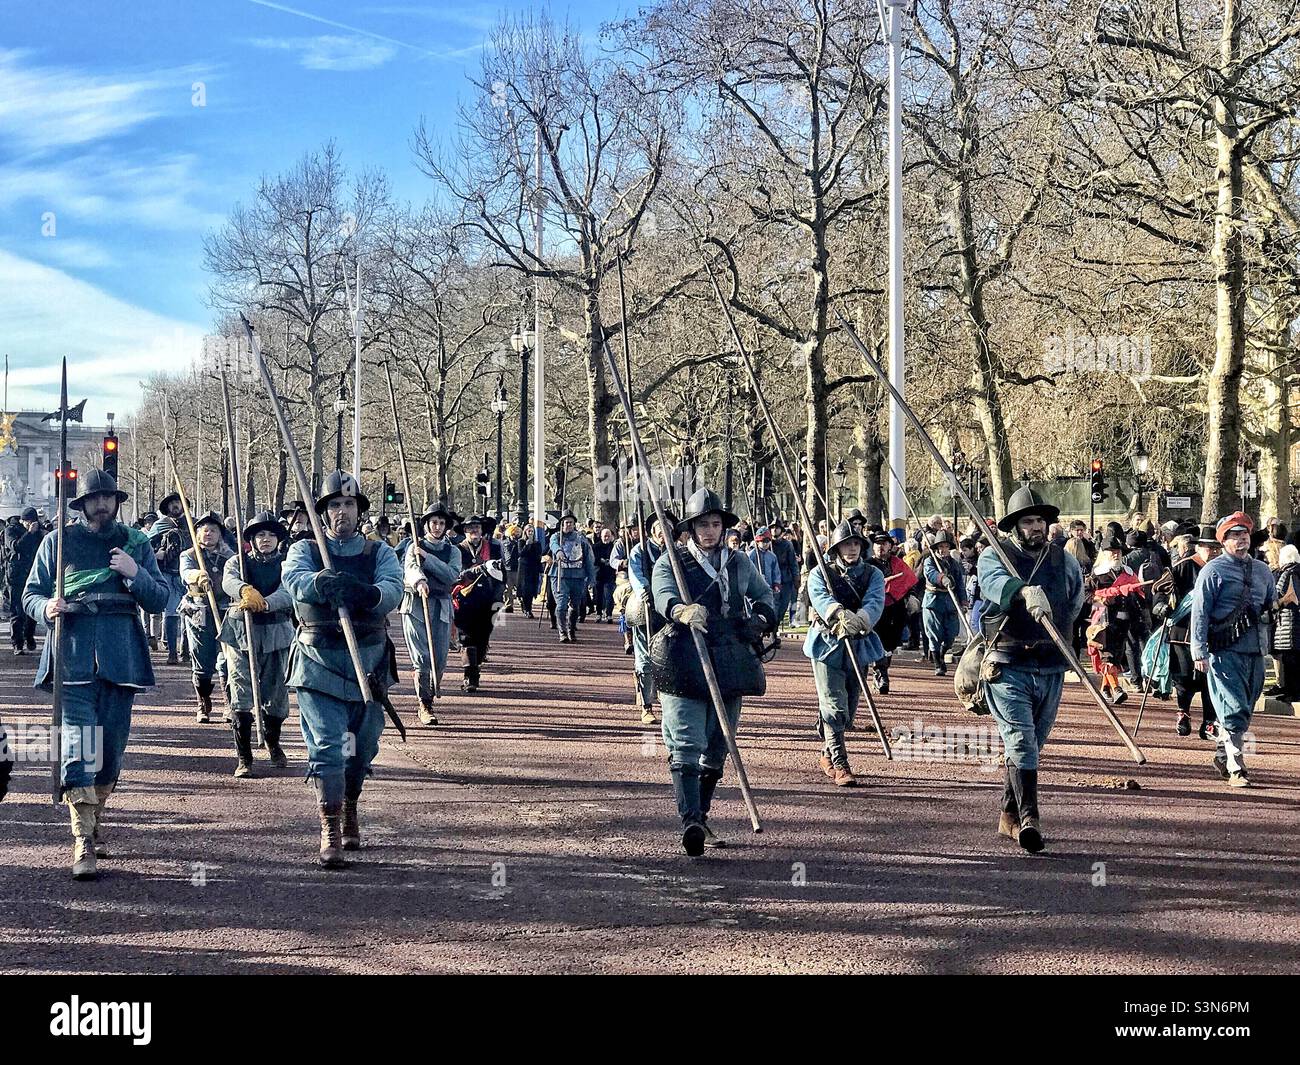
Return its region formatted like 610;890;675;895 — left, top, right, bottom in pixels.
249;34;397;70
0;151;227;232
0;49;197;156
31;239;114;270
0;250;204;422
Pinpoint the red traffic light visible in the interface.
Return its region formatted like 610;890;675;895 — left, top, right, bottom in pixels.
1090;458;1103;473
103;436;118;452
55;466;78;480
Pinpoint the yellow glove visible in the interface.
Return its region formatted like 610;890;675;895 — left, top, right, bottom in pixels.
238;584;268;612
185;571;212;596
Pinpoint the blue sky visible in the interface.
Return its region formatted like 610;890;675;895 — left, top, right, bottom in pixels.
0;1;616;421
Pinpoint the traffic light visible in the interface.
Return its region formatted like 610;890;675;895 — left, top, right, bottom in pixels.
102;432;119;478
1090;458;1108;504
476;470;490;498
384;481;396;505
56;465;78;494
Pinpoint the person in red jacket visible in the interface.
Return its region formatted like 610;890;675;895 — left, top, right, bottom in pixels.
866;529;918;693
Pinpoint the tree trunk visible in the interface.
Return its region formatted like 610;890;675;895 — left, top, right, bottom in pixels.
1201;0;1246;523
585;283;619;528
853;382;885;526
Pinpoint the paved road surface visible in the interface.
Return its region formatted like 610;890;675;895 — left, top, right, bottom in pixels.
2;613;1297;974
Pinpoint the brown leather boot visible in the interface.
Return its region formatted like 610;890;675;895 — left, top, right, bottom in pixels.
342;800;361;851
818;753;836;779
833;765;857;787
997;811;1020;841
318;803;345;868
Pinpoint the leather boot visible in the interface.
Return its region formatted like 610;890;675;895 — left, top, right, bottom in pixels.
670;765;705;856
1008;766;1044;853
997;766;1019;841
699;770;727;847
318;803;345;867
934;649;947;676
417;698;438;726
195;678;212;723
461;646;479;692
827;729;857;787
66;786;99;880
233;712;255;778
567;607;579;642
92;783;114;858
342;799;361;851
264;715;288;767
875;658;891;694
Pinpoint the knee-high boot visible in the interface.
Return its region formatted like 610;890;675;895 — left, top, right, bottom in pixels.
194;677;213;723
699;769;726;847
670;764;705;856
264;715;288;767
997;765;1019;841
233;711;255;778
1007;767;1044;853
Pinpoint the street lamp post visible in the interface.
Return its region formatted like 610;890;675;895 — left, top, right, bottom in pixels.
333;371;348;472
490;373;509;521
149;462;157;510
951;449;968;533
510;325;535;523
1133;440;1151;516
833;457;847;524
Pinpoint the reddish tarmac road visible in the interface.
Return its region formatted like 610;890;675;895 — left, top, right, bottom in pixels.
1;613;1297;975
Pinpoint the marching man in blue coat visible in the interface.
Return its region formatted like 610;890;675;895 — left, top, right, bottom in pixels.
1191;511;1277;788
804;521;885;787
921;530;968;676
976;487;1084;853
402;502;461;724
219;510;294;776
650;488;777;856
547;509;595;643
24;469;169;880
179;511;234;724
281;471;403;868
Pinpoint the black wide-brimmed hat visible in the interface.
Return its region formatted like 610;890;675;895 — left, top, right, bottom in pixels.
456;514;497;539
997;486;1060;533
1099;531;1126;552
158;490;182;513
243;510;287;542
646;510;679;534
676;488;738;536
930;530;956;549
280;499;307;519
1195;524;1220;545
69;469;129;511
314;471;369;515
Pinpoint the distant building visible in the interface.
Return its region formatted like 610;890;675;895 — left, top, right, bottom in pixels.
0;411;117;519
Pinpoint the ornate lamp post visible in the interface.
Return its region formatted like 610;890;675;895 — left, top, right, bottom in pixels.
833;457;848;523
490;373;509;520
510;325;536;523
